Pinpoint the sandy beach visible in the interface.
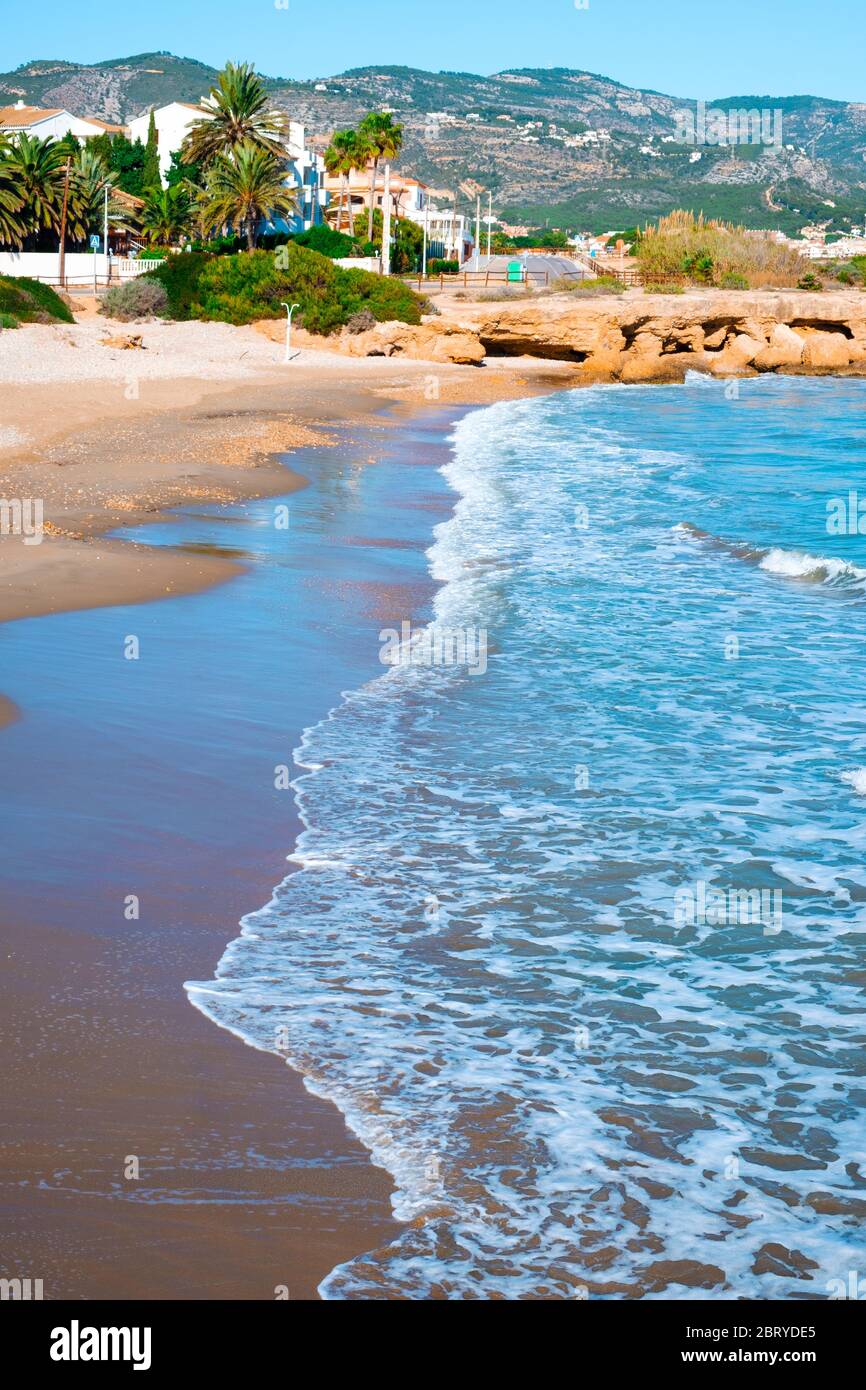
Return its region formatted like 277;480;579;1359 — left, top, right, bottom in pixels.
0;316;581;626
0;312;580;1299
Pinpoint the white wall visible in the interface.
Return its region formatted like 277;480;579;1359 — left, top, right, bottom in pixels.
127;102;206;181
0;251;156;285
1;111;105;141
332;256;381;273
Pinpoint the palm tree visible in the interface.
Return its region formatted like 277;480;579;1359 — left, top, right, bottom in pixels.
5;133;70;242
324;129;361;234
182;61;288;167
350;128;376;239
200;141;299;250
70;146;111;237
140;185;192;246
0;136;26;247
358;112;403;242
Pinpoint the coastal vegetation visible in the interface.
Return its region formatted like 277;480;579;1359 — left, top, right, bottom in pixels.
86;131;150;197
550;273;627;296
0;57;420;276
99;277;169;321
0;274;74;326
143;242;423;331
490;228;569;253
635;211;806;289
139;185;192;247
197;142;298;251
322;114;417;266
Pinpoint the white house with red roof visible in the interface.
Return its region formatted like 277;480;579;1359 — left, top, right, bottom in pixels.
0;101;120;140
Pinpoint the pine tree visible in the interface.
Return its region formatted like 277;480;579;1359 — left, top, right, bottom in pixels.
142;110;161;192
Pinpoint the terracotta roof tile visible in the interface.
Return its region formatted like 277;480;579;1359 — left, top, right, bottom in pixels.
0;105;65;126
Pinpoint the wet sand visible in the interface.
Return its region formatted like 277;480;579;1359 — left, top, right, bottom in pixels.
0;332;581;1300
0;395;474;1299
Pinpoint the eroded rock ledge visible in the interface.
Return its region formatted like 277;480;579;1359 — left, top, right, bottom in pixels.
430;289;864;382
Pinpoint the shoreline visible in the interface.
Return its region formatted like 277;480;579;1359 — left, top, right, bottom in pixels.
0;360;557;1299
3;326;862;1297
0;337;583;632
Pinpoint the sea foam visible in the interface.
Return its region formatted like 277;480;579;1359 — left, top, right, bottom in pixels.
187;378;866;1300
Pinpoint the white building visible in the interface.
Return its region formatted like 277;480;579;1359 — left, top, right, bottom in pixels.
127;101;205;180
0;101;122;141
322;168;473;263
127;102;328;232
805;235;866;260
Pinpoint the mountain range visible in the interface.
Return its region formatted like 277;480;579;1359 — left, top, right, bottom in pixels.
3;51;865;235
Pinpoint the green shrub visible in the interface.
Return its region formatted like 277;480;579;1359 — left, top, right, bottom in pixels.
835;265;863;285
550;274;626;295
719;271;749;289
471;285;534;301
797;271;824;291
683;252;715;283
336;266;422;328
190;244;345;332
0;311;20;329
0;276;74;324
289;224;357;259
427;258;459;276
100;278;169;320
188;235;242;257
149;245;424;334
144;252;214;319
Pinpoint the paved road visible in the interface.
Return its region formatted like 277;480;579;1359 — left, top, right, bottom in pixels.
468;253;590;283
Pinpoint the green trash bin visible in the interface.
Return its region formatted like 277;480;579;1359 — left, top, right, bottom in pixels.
507;259;523;283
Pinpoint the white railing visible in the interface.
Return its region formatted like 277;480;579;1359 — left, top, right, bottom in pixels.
0;250;164;289
112;258;165;279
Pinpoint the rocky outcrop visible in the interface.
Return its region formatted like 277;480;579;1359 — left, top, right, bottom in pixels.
452;290;866;383
340;318;485;365
753;324;805;370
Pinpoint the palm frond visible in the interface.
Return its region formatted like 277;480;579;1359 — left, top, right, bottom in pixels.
201;141;299;248
181;61;288;167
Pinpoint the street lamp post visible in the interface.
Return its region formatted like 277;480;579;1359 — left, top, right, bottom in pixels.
422;196;429;279
57;155;71;289
381;163;392;276
280;302;301;362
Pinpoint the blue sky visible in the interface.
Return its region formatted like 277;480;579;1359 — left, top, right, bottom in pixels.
4;0;864;102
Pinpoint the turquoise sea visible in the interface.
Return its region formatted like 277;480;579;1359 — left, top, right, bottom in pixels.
185;375;866;1299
